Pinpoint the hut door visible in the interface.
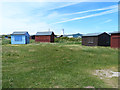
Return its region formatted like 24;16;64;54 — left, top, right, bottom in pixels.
26;36;27;44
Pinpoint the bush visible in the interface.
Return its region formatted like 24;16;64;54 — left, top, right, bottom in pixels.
2;39;11;45
30;39;35;43
55;37;82;44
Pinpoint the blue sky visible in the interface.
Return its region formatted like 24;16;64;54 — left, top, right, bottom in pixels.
1;2;118;35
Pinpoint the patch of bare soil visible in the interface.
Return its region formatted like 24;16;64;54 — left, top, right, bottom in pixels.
93;69;119;88
10;45;20;46
93;70;119;79
54;86;60;88
29;49;35;52
84;86;94;88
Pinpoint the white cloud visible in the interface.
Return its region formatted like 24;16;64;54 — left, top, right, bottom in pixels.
103;19;112;24
0;2;118;35
1;0;119;2
43;12;60;20
1;2;81;34
54;8;117;24
1;17;51;35
48;2;80;10
61;5;118;16
32;2;81;17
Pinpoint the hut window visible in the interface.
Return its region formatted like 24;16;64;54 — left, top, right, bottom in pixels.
88;38;93;44
15;36;22;41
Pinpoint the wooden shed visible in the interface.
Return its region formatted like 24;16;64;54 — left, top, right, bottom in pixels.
11;31;30;44
35;31;54;43
82;32;110;46
110;31;120;48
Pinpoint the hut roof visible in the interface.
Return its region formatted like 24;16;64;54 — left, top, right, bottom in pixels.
82;32;107;37
110;31;120;34
36;31;53;36
11;31;28;35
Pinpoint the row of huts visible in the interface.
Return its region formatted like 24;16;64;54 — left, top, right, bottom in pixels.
82;31;120;48
11;31;54;44
10;31;120;48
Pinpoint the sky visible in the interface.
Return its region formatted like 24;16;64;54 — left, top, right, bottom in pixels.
0;1;119;35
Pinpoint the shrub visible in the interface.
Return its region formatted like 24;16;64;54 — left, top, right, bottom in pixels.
55;37;82;44
30;39;35;43
2;39;11;45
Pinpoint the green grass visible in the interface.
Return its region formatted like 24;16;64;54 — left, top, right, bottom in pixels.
55;37;82;44
2;39;11;45
2;41;118;88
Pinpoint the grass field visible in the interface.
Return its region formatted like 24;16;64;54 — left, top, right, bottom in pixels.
2;39;118;88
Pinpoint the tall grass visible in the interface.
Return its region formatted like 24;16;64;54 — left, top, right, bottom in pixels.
2;43;118;88
2;39;11;45
55;37;82;44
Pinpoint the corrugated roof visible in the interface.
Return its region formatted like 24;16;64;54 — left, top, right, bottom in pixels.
110;31;120;34
82;32;106;37
11;31;28;35
36;31;53;35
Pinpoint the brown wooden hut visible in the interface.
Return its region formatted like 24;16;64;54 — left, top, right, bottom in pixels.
35;31;54;43
110;31;120;48
82;32;110;46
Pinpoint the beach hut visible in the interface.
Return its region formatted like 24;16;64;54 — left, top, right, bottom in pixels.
110;31;120;48
11;31;30;44
35;31;54;43
82;32;110;46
